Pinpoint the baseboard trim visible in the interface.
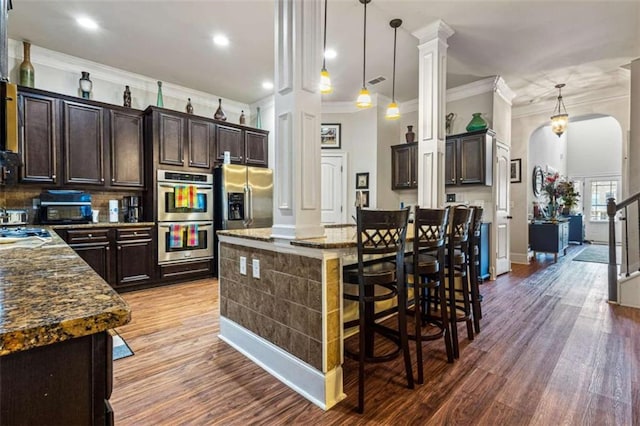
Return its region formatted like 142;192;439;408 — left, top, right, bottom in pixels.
510;252;530;264
219;317;345;410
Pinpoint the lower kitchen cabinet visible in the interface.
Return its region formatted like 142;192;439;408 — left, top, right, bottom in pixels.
58;225;155;290
115;227;154;288
159;259;213;282
0;332;112;425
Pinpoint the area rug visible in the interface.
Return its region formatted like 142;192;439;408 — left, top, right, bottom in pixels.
110;330;134;360
573;244;620;264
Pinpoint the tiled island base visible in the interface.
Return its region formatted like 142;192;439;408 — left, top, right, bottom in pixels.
218;237;345;409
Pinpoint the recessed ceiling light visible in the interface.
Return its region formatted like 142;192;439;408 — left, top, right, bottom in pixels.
76;16;99;31
262;81;274;90
213;34;230;47
324;49;337;60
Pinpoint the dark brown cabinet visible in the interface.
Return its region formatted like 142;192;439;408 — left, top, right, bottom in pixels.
245;130;268;167
445;129;494;187
63;101;105;185
391;142;418;189
215;123;269;167
110;110;144;188
0;332;112;425
58;226;155;290
215;123;243;162
18;87;145;189
18;91;58;183
115;227;153;287
158;111;185;166
65;228;113;283
188;118;213;169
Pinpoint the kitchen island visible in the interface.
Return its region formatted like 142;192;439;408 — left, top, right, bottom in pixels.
216;225;374;410
0;230;131;424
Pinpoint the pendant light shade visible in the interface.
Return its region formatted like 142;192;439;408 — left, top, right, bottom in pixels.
550;83;569;137
356;0;372;109
385;18;402;120
319;0;333;94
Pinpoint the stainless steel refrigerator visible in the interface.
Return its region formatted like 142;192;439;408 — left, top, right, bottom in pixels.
214;164;273;274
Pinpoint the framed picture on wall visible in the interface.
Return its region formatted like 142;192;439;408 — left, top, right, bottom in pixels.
321;123;341;149
356;172;369;189
510;159;522;183
356;190;370;208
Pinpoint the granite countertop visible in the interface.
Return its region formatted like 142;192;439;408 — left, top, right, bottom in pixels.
52;221;155;230
0;230;131;356
218;224;417;250
217;228;274;242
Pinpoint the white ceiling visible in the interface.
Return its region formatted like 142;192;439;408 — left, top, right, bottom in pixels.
7;1;640;107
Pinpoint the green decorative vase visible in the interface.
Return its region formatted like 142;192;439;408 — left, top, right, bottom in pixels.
19;41;35;88
465;112;487;132
156;81;164;107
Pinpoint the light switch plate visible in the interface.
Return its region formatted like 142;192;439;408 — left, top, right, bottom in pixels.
252;258;260;279
240;256;247;275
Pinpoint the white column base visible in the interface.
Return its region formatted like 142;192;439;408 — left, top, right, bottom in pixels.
219;316;346;410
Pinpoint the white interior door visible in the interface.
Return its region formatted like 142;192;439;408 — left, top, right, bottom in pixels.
321;153;347;224
494;143;511;276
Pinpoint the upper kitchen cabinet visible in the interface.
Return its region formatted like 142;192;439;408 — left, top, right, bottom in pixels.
214;123;269;167
188;118;213;169
63;100;104;185
17;86;145;189
110;109;145;188
145;107;213;171
391;142;418;190
244;130;268;167
445;129;494;187
18;90;59;183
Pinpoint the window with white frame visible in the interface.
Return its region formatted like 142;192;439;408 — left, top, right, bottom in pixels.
590;180;617;221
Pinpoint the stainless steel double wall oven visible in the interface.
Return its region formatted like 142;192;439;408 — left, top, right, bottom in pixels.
156;169;214;264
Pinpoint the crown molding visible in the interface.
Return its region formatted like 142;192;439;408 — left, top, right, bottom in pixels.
446;77;495;102
494;77;516;105
8;38;249;114
400;98;419;113
412;20;455;44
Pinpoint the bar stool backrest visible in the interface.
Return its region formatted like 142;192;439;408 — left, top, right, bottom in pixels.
470;206;484;241
413;206;450;250
449;205;473;244
356;207;409;256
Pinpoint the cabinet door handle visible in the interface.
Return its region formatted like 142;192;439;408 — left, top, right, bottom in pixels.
88;234;93;238
101;178;105;182
52;174;56;179
507;216;513;219
117;246;121;251
111;178;115;182
133;232;138;236
459;177;463;181
106;246;110;251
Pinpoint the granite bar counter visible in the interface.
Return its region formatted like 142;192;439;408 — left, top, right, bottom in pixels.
0;228;131;424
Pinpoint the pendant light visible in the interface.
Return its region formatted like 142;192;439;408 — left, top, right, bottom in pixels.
319;0;332;94
550;83;569;137
385;18;402;120
356;0;372;108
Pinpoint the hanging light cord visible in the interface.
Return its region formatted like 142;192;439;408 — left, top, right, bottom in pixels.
322;0;328;70
391;25;397;102
362;0;367;88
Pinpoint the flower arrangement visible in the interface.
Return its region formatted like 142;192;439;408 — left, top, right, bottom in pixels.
541;171;580;218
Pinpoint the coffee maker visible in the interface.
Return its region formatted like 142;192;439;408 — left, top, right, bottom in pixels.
122;196;142;223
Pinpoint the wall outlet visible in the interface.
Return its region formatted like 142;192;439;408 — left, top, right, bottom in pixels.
446;193;456;202
240;256;247;275
252;258;260;279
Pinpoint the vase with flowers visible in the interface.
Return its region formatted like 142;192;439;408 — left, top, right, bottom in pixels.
541;171;580;221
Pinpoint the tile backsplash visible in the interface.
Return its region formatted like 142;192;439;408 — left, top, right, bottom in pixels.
2;185;143;223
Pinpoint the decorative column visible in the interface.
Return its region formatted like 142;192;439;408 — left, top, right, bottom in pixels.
271;0;325;240
412;20;454;207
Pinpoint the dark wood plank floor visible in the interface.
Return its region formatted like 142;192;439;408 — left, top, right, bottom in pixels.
111;246;640;425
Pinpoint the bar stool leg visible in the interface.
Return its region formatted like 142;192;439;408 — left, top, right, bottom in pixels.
358;300;366;414
414;275;424;384
439;250;454;363
447;251;460;359
460;269;474;341
398;279;415;390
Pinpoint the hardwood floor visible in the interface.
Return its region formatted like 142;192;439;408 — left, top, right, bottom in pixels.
111;245;640;425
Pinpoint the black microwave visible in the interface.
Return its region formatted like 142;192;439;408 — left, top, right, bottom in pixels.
38;190;93;224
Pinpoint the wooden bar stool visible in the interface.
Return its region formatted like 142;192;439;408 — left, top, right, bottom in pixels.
403;206;454;384
343;207;413;413
468;206;484;334
446;205;474;359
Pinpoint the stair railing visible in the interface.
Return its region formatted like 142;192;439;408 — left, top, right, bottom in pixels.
607;192;640;302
